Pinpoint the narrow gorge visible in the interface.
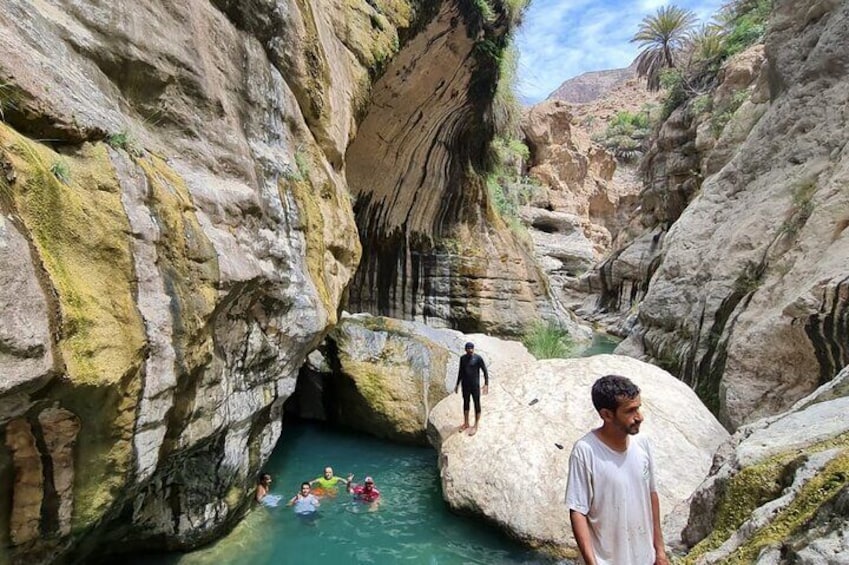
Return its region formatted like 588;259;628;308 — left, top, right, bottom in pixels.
1;0;848;563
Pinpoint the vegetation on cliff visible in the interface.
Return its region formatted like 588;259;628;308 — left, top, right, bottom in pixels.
633;0;773;118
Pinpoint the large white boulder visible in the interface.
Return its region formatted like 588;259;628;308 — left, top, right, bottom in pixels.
427;354;728;556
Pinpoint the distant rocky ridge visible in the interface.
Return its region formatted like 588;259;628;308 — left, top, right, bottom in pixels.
547;62;637;104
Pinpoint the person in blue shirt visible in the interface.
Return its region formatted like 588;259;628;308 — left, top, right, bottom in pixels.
287;483;321;516
288;482;320;515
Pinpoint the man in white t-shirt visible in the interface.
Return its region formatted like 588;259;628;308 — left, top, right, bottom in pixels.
565;375;668;565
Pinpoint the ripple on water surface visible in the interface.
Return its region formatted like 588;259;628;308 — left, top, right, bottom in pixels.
128;421;565;565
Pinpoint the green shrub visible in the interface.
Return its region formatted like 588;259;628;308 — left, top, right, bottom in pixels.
0;80;17;121
472;0;496;22
780;179;817;237
721;0;772;57
50;160;71;184
106;130;142;156
522;321;573;359
597;107;656;163
660;69;688;119
692;94;713;114
710;89;749;136
734;260;764;295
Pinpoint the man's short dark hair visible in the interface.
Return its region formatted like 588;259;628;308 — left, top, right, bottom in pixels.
258;471;270;484
301;482;311;489
591;375;640;412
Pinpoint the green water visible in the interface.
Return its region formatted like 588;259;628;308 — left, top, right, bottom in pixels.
134;421;558;565
126;332;620;565
577;332;621;357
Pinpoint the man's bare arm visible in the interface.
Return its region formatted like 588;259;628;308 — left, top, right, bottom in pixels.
569;509;597;565
650;492;669;565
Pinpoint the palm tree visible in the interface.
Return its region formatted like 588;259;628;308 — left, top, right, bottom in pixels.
632;5;698;91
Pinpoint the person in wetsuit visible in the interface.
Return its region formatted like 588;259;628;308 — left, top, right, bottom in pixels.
454;342;489;436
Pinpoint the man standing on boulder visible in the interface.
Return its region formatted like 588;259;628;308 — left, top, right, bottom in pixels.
454;342;488;436
565;375;668;565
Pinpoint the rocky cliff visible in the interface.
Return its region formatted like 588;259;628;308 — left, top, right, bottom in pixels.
580;0;849;429
0;0;535;561
668;365;849;563
547;62;637;105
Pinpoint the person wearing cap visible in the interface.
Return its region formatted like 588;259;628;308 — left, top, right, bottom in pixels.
454;341;489;436
346;474;381;505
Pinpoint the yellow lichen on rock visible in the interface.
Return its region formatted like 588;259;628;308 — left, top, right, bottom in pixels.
0;123;148;531
339;0;409;72
281;149;360;325
0;123;145;385
137;155;218;369
684;431;849;563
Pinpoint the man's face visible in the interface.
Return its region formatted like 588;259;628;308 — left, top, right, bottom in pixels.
465;347;473;356
261;475;271;486
364;481;374;492
607;394;643;436
301;484;311;495
324;467;333;479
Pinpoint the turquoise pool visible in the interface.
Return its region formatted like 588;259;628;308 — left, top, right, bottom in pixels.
133;421;560;565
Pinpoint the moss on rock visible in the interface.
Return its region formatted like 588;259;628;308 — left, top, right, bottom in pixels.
137;155;218;370
0;123;145;385
0;123;148;530
684;432;849;563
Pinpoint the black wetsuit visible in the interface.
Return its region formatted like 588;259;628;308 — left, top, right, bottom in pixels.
456;353;488;414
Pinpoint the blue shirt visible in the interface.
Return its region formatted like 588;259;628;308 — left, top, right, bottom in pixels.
292;494;320;515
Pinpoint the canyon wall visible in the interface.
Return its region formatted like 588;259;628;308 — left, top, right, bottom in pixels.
0;0;535;561
579;0;849;429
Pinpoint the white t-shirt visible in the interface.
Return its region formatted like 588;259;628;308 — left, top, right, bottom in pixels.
565;430;657;565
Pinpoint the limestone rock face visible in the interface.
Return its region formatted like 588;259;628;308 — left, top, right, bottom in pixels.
427;354;728;556
290;314;535;445
343;1;564;337
615;1;849;429
0;0;537;559
0;0;476;560
520;100;642;316
670;366;849;563
575;43;770;340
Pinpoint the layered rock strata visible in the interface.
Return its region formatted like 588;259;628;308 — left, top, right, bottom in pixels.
0;0;523;561
427;354;728;557
577;0;849;429
344;1;565;337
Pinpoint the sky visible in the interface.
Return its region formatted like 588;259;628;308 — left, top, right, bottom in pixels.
516;0;725;104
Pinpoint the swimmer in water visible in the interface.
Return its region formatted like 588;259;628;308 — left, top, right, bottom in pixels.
310;466;350;496
347;474;381;510
255;472;272;503
288;482;320;516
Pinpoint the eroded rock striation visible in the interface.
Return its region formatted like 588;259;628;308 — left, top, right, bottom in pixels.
0;0;531;561
427;354;728;557
578;0;849;429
